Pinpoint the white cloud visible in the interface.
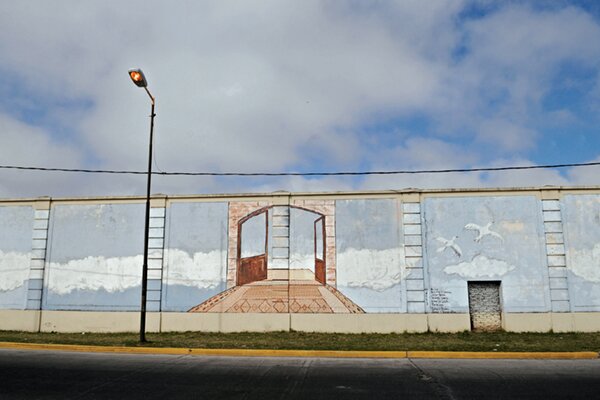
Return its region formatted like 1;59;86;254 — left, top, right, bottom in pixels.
47;255;142;295
165;249;226;289
568;243;600;283
0;250;30;291
337;248;403;291
444;254;516;278
45;249;227;294
0;1;599;197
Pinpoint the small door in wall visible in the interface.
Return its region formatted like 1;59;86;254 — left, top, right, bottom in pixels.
468;281;502;331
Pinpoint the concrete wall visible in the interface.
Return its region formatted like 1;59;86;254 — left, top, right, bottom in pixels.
1;187;599;333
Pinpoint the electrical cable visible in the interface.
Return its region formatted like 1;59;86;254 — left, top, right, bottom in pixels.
0;161;599;177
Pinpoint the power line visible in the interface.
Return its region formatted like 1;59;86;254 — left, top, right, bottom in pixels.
0;161;599;177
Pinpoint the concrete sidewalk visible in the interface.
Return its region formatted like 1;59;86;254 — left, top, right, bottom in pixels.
0;341;597;359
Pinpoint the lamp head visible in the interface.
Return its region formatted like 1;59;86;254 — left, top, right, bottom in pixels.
128;68;148;88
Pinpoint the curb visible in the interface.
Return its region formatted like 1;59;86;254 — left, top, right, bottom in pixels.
0;342;597;359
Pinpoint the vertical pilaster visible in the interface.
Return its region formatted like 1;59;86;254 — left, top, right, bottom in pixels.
403;198;425;313
27;199;50;310
541;196;570;312
270;206;290;277
147;198;166;312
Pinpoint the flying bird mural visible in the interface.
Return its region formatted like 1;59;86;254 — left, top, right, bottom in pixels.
435;236;462;257
464;222;504;243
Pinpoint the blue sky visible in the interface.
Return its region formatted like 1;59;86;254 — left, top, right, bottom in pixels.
0;0;599;197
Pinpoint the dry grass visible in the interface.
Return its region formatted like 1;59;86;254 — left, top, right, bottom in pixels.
1;330;599;352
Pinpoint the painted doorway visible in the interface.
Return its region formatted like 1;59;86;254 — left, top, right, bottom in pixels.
314;215;326;284
237;209;268;286
468;281;502;331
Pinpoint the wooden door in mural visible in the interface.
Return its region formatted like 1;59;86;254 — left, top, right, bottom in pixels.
237;209;268;286
314;216;326;284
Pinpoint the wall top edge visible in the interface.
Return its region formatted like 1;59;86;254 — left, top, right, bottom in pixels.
1;185;599;204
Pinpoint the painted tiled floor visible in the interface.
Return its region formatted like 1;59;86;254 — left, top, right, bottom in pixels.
188;280;364;313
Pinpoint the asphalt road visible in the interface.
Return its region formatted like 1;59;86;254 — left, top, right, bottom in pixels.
1;349;599;399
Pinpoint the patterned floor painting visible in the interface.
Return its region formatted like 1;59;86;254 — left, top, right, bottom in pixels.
188;280;364;313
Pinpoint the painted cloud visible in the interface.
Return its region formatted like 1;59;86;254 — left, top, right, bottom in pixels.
46;249;227;295
337;248;403;291
443;254;515;278
0;250;30;291
568;244;600;283
165;249;226;289
47;255;143;295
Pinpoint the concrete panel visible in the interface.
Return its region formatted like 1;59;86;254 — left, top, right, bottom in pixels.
547;255;566;267
168;313;289;332
562;195;600;311
427;314;470;332
542;200;560;211
39;311;161;333
149;208;165;218
44;204;145;311
291;314;428;333
572;312;600;332
407;302;425;313
423;196;550;313
162;202;228;312
402;214;421;224
551;313;575;332
0;206;35;309
0;310;40;332
406;291;425;302
405;246;422;257
402;203;421;214
336;199;404;313
404;235;422;246
503;313;552;332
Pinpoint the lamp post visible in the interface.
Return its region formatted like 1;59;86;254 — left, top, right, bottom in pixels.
128;68;155;343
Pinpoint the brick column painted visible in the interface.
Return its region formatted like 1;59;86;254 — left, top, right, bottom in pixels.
403;200;425;313
146;200;166;312
542;197;570;312
26;199;50;310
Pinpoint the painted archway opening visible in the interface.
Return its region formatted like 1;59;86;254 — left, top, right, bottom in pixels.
189;205;364;313
237;206;327;286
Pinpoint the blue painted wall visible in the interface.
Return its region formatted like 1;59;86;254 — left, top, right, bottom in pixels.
162;202;228;311
423;196;550;313
562;194;600;311
336;199;404;312
43;204;145;311
0;206;34;309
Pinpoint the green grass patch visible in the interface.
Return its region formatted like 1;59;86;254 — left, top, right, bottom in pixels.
1;330;599;352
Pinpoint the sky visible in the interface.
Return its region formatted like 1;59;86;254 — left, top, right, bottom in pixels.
0;0;599;198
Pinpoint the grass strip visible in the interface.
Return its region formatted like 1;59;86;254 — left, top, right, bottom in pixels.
0;331;599;352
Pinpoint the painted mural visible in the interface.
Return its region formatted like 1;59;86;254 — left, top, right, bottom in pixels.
562;194;600;311
0;206;34;309
423;196;550;313
188;201;364;313
161;202;228;312
1;191;600;320
43;204;145;311
336;199;404;313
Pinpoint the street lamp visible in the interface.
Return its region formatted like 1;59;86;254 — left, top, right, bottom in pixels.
128;68;155;343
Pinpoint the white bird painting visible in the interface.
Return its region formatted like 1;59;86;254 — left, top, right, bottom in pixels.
464;222;504;243
436;236;462;257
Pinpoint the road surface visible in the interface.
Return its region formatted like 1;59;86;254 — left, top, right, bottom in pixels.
1;349;599;399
